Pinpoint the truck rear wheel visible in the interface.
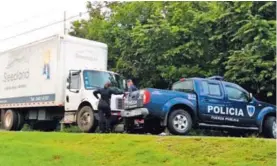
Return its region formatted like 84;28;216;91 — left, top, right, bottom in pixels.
3;109;18;131
77;106;97;133
263;116;276;139
168;109;192;135
16;111;25;131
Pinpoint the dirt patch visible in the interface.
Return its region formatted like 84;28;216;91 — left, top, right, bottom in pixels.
52;155;62;160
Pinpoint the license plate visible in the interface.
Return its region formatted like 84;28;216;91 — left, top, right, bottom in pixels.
125;100;138;109
129;100;137;105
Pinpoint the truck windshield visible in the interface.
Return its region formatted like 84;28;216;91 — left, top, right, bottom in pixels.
83;70;125;91
172;80;194;92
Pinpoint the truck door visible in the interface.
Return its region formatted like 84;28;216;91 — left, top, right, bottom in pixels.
223;83;254;125
198;80;226;124
65;70;82;111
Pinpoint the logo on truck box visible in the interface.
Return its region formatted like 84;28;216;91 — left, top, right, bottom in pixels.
3;70;29;82
43;49;51;79
3;51;30;83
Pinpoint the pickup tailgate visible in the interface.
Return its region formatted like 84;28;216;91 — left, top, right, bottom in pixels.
124;91;143;110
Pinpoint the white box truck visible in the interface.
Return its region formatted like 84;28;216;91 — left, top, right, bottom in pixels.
0;35;126;132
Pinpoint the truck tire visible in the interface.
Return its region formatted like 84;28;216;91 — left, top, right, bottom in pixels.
124;118;135;133
144;118;165;135
168;109;192;135
16;111;25;131
77;106;97;133
3;110;18;131
263;116;276;139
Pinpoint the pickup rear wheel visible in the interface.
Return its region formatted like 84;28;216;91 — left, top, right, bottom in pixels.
144;118;165;135
77;106;97;133
263;116;276;139
124;118;135;133
168;109;192;135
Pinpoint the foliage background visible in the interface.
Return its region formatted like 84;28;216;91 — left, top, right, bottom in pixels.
70;1;276;104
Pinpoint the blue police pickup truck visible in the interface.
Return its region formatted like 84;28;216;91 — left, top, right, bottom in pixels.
122;76;276;138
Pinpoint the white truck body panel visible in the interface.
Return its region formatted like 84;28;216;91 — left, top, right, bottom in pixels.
0;35;109;109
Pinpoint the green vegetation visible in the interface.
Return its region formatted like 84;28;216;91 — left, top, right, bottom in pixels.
70;1;276;104
0;132;275;166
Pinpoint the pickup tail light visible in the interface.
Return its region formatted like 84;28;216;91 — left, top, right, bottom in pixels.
143;90;151;104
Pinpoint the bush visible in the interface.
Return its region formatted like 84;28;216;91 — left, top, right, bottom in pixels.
21;124;33;131
61;124;83;133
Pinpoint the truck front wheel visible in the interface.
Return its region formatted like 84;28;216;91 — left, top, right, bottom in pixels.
263;116;276;139
77;106;97;133
3;109;18;131
168;109;192;135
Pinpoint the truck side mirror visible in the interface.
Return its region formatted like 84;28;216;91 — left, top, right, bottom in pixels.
66;70;81;93
66;82;70;89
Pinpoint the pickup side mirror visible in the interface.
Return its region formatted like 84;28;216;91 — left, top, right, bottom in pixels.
248;93;253;102
168;82;172;90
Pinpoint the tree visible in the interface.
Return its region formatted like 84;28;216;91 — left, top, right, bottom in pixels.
212;2;276;102
69;1;276;104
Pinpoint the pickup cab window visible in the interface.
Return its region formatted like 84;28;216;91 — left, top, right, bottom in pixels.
201;81;222;96
172;80;193;92
225;85;248;102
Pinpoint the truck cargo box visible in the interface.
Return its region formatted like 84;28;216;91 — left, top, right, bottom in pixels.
0;35;108;108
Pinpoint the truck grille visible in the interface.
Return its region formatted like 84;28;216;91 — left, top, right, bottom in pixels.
116;98;124;110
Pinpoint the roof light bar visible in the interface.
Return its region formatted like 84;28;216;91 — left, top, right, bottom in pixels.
207;76;224;81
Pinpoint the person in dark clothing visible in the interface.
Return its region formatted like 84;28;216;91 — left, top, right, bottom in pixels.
123;79;138;133
127;79;138;92
93;82;124;133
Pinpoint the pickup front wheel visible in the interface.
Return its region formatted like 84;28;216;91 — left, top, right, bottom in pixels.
263;116;276;139
168;109;192;135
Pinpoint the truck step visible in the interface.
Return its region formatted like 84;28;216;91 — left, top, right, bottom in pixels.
198;123;259;131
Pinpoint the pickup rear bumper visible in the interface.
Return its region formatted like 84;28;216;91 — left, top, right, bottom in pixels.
121;108;149;118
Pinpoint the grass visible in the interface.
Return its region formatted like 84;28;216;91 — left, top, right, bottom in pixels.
0;132;275;166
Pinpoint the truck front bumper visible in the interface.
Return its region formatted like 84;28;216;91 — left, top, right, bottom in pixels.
121;108;149;118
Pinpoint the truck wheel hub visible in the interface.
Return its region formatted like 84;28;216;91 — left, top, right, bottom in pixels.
80;113;91;126
5;113;12;127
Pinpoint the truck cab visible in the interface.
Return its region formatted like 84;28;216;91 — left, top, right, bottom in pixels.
65;69;126;132
123;76;276;138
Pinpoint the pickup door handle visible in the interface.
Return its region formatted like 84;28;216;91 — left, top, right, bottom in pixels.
203;98;209;101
